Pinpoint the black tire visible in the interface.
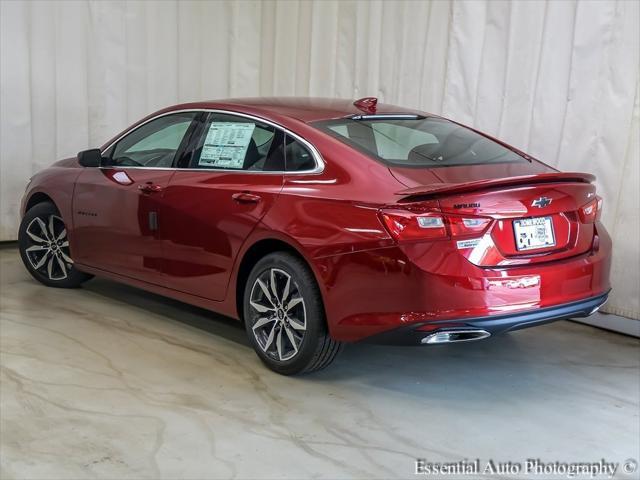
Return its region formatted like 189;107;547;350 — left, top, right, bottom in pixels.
243;252;342;375
18;202;93;288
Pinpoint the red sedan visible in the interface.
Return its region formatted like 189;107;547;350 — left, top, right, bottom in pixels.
19;97;611;374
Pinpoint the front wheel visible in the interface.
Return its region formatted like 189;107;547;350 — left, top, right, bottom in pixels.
243;252;342;375
18;202;93;288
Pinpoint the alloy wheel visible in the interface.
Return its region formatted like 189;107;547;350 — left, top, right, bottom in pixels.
24;215;73;281
249;268;307;361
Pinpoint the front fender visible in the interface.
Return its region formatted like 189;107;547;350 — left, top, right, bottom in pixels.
21;162;83;245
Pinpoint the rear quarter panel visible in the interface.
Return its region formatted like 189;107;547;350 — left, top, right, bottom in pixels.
223;134;404;328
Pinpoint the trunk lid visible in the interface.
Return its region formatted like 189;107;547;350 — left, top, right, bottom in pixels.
394;172;598;266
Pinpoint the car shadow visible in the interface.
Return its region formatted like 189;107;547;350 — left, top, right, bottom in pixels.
81;277;250;348
6;248;631;406
80;275;550;399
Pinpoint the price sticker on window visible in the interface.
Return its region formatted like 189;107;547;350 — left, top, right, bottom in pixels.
199;122;255;169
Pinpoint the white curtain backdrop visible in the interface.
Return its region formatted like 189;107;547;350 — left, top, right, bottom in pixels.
1;0;638;319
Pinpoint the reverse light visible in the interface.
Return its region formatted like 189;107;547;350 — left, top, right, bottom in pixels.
380;209;493;243
417;216;444;228
448;217;492;237
579;196;603;223
463;218;485;227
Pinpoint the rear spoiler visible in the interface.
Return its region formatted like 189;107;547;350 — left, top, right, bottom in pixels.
394;172;595;198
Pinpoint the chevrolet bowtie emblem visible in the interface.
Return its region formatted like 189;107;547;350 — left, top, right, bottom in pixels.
531;196;552;208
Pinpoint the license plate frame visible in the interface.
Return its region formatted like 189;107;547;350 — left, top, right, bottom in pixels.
513;216;556;251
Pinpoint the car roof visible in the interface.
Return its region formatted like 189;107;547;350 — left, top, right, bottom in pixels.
164;97;427;123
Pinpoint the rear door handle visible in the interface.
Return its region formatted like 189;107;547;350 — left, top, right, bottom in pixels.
138;182;163;193
232;192;261;204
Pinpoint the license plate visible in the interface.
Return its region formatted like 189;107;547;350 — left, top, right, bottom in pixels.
513;216;555;251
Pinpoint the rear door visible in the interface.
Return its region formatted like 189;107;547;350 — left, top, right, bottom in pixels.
160;112;285;300
72;111;199;283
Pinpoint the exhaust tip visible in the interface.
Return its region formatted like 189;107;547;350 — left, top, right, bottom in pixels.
588;297;608;316
421;329;491;345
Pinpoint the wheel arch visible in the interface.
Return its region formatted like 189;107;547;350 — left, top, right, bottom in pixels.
24;191;57;213
234;237;324;325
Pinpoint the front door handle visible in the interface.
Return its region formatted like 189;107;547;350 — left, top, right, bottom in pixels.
138;182;163;193
232;192;261;204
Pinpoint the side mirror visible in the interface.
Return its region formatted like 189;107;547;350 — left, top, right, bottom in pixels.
77;149;103;167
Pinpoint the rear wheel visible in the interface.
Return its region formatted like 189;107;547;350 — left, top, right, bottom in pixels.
243;252;342;375
18;202;92;288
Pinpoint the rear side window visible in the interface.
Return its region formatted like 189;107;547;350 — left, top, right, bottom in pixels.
189;113;285;171
284;135;316;172
315;117;526;168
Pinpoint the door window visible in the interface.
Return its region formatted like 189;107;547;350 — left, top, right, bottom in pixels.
108;112;198;168
189;113;285;171
284;135;316;172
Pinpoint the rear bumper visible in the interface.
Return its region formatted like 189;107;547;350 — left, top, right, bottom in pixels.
364;291;610;345
316;222;612;342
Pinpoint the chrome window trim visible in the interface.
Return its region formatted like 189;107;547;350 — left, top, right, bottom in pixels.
99;108;325;175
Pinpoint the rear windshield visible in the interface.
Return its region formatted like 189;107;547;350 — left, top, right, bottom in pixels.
313;117;527;168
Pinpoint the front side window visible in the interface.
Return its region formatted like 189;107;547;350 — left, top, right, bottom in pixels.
314;117;526;168
109;112;198;168
190;113;285;171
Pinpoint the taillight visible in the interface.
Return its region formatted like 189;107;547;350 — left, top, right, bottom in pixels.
380;210;492;243
579;196;603;223
380;211;447;241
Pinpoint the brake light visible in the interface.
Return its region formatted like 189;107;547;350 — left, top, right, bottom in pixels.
579;196;603;223
380;210;492;243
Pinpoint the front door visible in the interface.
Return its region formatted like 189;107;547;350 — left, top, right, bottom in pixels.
72;111;199;284
160;112;286;301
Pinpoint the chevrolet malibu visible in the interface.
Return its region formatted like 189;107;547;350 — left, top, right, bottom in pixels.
19;97;611;374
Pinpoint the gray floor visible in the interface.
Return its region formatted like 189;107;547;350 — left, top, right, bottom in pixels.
1;247;638;480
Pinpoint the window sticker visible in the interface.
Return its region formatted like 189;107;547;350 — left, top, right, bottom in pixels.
199;122;256;169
